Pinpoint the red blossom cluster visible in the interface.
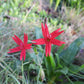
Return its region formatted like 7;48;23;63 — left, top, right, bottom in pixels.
8;23;65;61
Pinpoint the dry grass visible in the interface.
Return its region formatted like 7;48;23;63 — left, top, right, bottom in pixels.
60;5;84;48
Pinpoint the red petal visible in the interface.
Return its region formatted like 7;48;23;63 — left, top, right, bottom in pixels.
45;24;49;37
41;23;46;38
12;37;21;45
8;46;21;53
51;39;65;46
45;44;48;56
48;43;51;56
32;38;45;45
24;33;28;44
14;35;23;45
50;28;64;38
23;49;26;61
25;44;32;49
20;49;26;61
45;43;51;56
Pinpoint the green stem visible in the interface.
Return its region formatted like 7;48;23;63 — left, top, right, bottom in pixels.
49;55;56;70
22;60;24;84
45;55;56;78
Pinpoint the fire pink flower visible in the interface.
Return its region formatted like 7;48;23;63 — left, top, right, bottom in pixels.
8;33;32;61
32;23;65;56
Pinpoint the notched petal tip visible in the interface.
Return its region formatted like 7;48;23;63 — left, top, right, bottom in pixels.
24;33;26;35
14;34;17;38
8;51;11;53
20;57;22;61
46;55;48;57
41;22;43;25
12;37;15;41
62;42;65;44
46;54;50;57
24;33;28;44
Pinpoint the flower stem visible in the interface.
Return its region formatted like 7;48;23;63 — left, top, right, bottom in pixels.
22;60;24;84
45;55;56;78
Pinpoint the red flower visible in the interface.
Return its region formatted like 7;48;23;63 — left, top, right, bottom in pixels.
8;33;32;61
32;23;65;56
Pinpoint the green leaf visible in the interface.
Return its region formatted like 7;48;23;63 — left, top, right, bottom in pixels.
55;0;61;11
64;81;84;84
59;37;84;64
8;74;20;84
29;64;39;70
55;53;63;68
60;67;68;75
28;52;38;64
57;44;65;54
49;55;56;70
69;64;80;73
80;64;84;71
50;0;53;7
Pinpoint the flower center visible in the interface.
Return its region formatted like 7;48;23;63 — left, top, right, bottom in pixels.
20;43;25;50
47;38;50;42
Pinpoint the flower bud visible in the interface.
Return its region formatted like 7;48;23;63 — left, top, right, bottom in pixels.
39;67;45;81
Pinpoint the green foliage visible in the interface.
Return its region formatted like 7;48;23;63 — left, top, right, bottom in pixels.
65;81;84;84
50;0;53;7
50;0;61;11
0;0;84;84
64;0;84;13
59;37;84;64
55;0;61;11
